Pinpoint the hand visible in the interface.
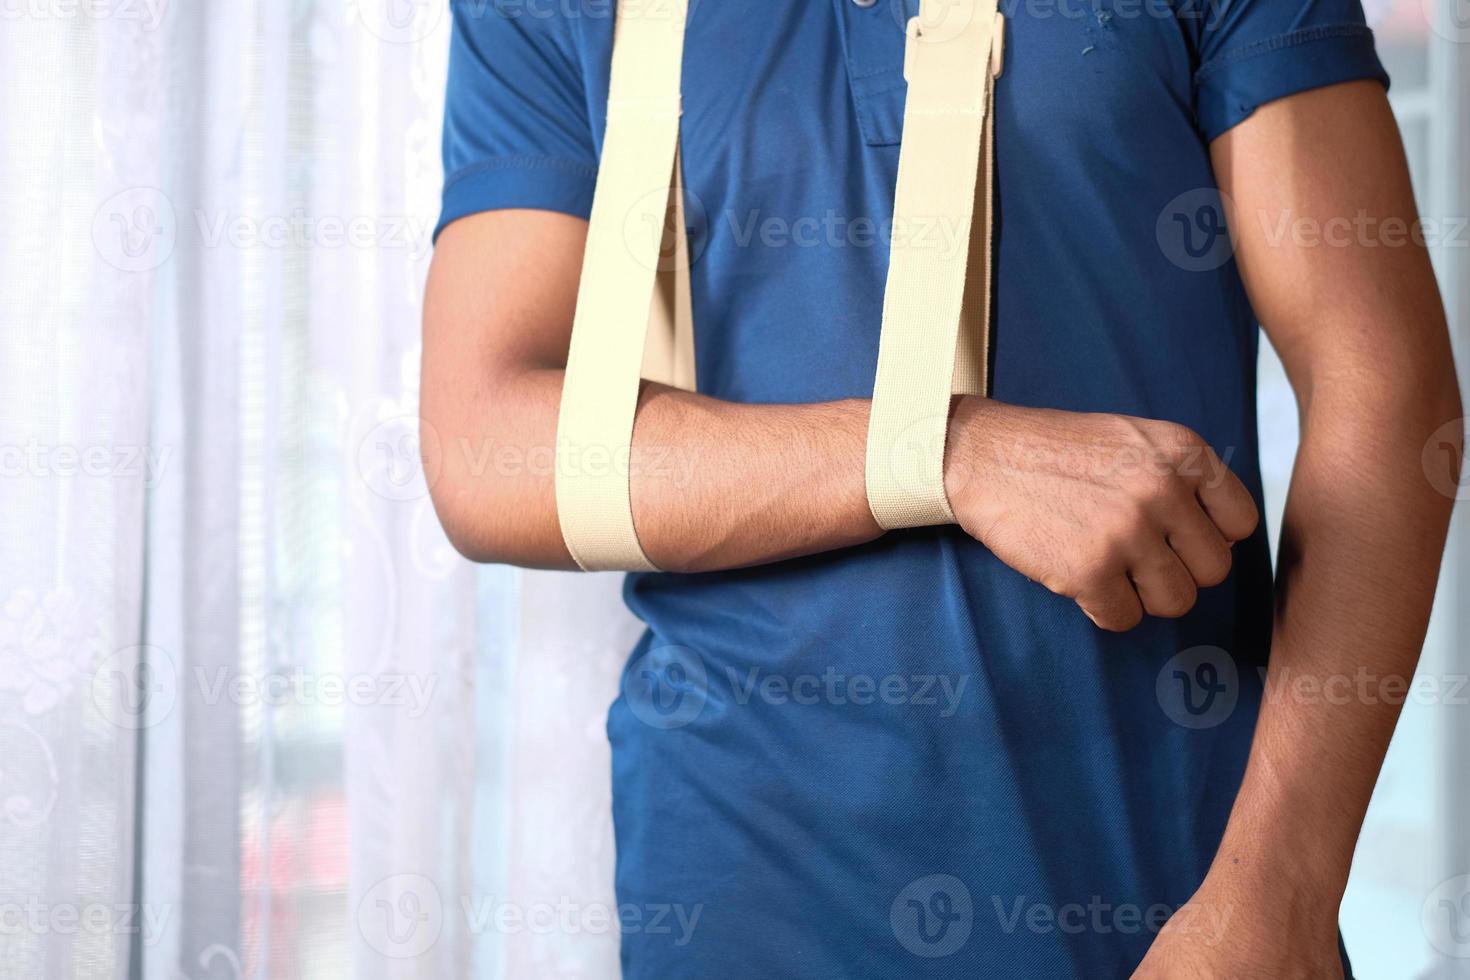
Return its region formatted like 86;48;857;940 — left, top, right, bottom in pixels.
945;398;1259;630
1131;872;1344;980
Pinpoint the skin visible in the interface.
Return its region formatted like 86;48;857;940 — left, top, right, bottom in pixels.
422;79;1461;973
1132;80;1461;976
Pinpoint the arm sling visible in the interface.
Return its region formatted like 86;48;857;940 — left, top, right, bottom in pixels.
554;0;1005;570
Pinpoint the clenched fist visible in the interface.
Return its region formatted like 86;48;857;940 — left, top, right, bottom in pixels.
945;398;1260;631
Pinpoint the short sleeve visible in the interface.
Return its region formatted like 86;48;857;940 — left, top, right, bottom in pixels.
1189;0;1390;141
435;2;598;241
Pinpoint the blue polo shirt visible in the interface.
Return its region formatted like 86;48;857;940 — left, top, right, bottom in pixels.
437;1;1387;975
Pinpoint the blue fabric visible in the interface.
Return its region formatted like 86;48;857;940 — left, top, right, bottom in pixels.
438;0;1387;975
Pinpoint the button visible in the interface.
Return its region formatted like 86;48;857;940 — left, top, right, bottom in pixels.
851;0;879;7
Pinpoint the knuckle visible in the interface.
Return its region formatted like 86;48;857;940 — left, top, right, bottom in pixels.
1195;546;1233;587
1094;604;1143;632
1107;510;1152;549
1138;471;1187;507
1147;574;1197;618
1157;422;1204;450
1077;555;1123;592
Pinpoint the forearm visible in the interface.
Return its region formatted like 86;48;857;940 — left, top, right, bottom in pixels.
1211;378;1461;906
426;364;882;571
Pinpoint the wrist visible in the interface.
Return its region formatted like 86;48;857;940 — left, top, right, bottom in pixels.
943;395;999;519
1205;814;1351;934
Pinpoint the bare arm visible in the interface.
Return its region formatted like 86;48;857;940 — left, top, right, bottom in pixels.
1137;80;1462;976
423;209;1257;625
421;209;882;572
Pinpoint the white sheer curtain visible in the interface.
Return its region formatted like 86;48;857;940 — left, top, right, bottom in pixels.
0;2;629;978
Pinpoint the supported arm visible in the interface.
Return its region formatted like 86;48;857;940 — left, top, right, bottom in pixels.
423;210;1258;629
421;209;883;573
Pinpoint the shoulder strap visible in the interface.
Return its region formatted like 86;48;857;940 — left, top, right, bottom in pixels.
554;0;695;571
865;0;1005;528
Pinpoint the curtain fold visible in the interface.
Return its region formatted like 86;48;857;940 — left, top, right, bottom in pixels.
3;2;631;978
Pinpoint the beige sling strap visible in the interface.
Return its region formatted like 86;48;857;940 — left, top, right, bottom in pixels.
557;0;1005;569
865;0;1005;529
555;0;695;571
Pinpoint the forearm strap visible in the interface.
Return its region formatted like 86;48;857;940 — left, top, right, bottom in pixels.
554;0;695;571
865;0;1005;529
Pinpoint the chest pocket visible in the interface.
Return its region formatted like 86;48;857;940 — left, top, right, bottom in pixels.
833;0;919;146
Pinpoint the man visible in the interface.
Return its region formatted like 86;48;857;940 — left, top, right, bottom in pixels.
422;0;1462;975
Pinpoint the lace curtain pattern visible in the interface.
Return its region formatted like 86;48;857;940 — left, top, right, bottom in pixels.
0;2;629;977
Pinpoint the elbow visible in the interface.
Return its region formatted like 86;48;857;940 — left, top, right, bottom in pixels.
1420;358;1464;499
420;411;517;566
421;415;571;569
1377;356;1464;510
1423;383;1465;506
421;418;499;565
430;490;500;566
